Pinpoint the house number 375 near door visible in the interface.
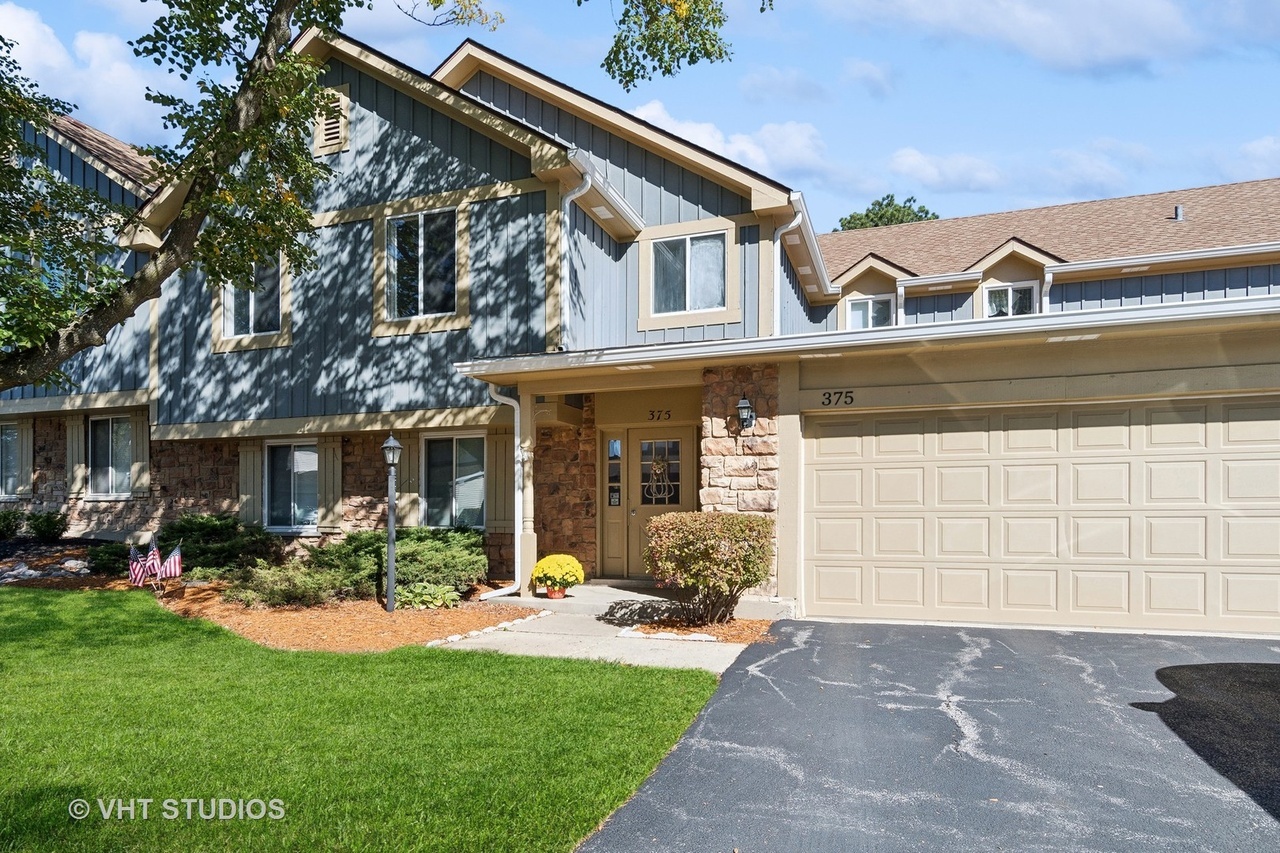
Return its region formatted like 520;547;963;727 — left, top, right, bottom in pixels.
648;410;672;421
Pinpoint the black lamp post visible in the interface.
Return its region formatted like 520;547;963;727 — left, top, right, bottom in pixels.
382;433;402;613
736;395;756;431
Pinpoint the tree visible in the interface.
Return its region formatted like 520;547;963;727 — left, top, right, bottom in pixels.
837;194;940;231
0;0;773;392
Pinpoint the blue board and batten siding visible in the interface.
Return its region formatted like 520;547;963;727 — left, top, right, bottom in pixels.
779;249;836;335
1051;264;1280;312
905;292;974;325
315;61;533;212
461;70;750;227
1;131;149;402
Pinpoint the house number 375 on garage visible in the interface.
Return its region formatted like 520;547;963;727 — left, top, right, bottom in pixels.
820;391;856;406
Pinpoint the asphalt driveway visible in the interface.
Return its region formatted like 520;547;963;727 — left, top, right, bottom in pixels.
579;621;1280;852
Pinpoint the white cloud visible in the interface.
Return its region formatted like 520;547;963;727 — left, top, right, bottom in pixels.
738;65;827;104
1222;134;1280;180
843;59;893;98
816;0;1200;72
1;3;175;144
631;99;874;195
888;147;1003;192
1042;148;1131;197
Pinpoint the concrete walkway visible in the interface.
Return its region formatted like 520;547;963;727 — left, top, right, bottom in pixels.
438;583;784;674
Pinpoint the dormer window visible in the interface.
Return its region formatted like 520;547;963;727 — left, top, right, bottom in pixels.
848;296;894;330
986;282;1038;318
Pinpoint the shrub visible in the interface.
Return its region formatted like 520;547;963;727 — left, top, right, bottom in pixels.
0;509;23;540
397;582;461;610
307;527;487;594
531;554;584;590
223;558;352;608
26;511;68;543
87;542;131;576
155;513;284;575
643;512;774;625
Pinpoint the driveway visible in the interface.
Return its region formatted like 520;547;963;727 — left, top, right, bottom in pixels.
579;621;1280;852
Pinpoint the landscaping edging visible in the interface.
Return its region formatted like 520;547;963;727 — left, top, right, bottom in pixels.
424;609;554;647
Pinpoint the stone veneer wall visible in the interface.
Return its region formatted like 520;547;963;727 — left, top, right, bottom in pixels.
24;415;239;538
532;394;597;578
700;364;781;594
341;433;388;531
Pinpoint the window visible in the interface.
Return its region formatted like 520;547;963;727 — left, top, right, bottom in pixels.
223;263;281;338
88;417;131;497
652;232;726;315
986;282;1038;318
848;296;895;330
387;209;458;319
423;436;484;528
1;424;17;497
265;443;319;531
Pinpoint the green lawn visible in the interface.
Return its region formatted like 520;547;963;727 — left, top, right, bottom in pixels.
0;587;717;852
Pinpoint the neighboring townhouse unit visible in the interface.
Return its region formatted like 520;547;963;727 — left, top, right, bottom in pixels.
4;29;1280;635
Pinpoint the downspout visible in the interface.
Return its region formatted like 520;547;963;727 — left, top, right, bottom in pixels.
773;209;804;336
1041;270;1054;315
481;384;524;600
558;150;594;351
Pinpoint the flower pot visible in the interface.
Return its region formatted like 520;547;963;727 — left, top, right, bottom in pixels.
545;587;566;599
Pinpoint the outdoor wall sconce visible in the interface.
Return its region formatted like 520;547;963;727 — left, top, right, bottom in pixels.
736;395;756;431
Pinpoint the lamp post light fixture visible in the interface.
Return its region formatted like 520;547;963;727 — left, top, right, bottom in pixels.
382;433;402;613
736;395;756;431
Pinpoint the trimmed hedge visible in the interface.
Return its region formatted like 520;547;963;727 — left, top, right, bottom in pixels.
26;511;68;543
85;513;285;577
0;509;23;540
306;527;488;594
644;511;774;625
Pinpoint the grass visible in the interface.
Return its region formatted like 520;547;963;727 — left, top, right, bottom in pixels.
0;586;718;852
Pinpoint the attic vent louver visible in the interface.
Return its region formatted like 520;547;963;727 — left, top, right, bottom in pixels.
313;84;350;157
1173;204;1184;222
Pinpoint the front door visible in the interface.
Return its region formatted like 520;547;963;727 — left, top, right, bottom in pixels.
600;426;696;578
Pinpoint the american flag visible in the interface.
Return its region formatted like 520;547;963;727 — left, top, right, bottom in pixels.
128;545;147;586
158;544;182;579
145;542;162;580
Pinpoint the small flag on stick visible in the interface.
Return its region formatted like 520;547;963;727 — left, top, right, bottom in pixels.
128;545;147;586
158;543;182;579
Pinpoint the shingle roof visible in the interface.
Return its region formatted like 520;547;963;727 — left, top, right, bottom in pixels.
817;179;1280;281
48;114;159;195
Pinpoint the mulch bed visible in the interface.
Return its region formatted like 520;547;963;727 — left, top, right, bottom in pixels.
2;540;774;651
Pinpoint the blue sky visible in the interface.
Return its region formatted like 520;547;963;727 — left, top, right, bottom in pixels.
3;0;1280;230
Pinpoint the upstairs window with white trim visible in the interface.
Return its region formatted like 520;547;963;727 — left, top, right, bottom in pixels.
88;417;131;497
223;262;281;338
423;436;485;529
848;296;895;330
1;424;17;497
387;209;458;319
652;231;726;315
985;282;1038;318
266;443;319;532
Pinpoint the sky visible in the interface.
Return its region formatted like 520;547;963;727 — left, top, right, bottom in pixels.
3;0;1280;231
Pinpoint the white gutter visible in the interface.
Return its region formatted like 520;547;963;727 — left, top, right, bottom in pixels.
480;384;524;600
456;293;1280;378
558;149;594;351
898;269;985;289
773;207;803;336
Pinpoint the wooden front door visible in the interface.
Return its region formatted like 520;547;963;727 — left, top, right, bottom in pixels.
600;426;696;578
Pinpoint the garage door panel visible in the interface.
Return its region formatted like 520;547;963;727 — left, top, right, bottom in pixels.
1144;572;1206;616
937;568;989;608
805;398;1280;632
1145;406;1208;449
1072;462;1131;504
874;566;925;607
1073;410;1131;451
937;466;989;505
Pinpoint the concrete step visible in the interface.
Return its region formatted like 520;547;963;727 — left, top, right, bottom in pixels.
493;581;795;620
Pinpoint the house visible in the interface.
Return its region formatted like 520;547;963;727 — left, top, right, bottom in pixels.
4;29;1280;634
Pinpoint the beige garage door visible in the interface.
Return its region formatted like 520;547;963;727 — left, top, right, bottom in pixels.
804;398;1280;632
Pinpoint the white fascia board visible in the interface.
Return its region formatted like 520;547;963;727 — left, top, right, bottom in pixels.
899;270;984;289
455;294;1280;378
790;192;836;296
1047;241;1280;276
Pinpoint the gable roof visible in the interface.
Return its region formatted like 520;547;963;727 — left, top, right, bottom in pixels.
818;179;1280;282
432;39;795;217
46;114;158;197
